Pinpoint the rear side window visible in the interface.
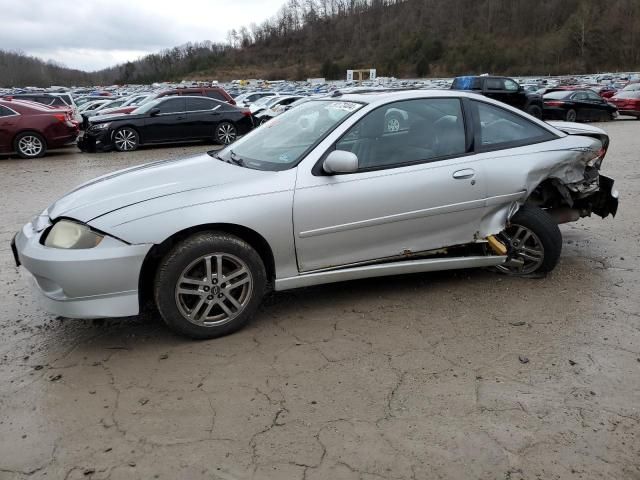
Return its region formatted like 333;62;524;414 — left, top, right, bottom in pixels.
485;78;503;90
157;98;185;114
206;91;225;101
0;105;17;117
56;94;72;105
186;97;217;111
473;101;554;150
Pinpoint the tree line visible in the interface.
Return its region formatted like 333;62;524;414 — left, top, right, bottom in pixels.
2;0;640;87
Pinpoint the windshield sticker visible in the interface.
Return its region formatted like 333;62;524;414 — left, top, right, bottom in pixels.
327;102;360;112
279;153;290;162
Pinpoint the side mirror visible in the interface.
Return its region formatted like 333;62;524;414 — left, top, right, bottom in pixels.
323;150;358;174
149;108;160;116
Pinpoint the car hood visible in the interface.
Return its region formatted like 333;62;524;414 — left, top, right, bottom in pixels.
47;153;267;223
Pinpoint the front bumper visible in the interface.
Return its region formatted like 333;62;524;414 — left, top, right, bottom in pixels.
78;129;112;152
13;221;152;318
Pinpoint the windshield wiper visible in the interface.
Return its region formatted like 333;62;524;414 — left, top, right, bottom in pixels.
228;150;245;166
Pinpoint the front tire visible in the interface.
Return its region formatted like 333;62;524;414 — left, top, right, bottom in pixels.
495;205;562;276
113;127;139;152
154;232;267;339
215;122;237;145
14;132;46;159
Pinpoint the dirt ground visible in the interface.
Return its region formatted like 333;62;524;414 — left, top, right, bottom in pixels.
0;122;638;480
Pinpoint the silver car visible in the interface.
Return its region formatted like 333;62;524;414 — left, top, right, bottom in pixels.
12;91;619;339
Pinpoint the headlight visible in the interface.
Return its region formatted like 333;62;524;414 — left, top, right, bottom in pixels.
44;220;104;249
92;122;110;130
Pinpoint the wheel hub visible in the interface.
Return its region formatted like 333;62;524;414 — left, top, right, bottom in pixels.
496;224;545;275
174;253;252;327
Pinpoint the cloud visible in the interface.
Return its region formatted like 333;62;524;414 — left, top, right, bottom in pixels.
0;0;285;70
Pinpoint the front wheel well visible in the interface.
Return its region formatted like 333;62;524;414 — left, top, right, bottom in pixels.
137;223;275;310
111;125;142;143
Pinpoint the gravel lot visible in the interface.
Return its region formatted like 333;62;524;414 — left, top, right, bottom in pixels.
0;122;638;480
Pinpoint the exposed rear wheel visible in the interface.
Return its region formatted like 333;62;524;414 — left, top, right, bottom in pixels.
495;205;562;276
15;132;46;159
154;232;266;339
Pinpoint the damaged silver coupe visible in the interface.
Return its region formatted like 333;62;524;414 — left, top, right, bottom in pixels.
12;91;618;338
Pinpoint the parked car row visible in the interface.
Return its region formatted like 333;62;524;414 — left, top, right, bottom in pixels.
2;71;639;159
78;96;253;152
0;98;78;158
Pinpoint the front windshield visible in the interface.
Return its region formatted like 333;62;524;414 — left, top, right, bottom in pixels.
214;100;363;171
132;98;162;114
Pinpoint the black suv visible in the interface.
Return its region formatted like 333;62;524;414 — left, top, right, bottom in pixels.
451;76;543;118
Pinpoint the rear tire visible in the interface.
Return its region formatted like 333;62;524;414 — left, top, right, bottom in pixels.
526;104;542;119
14;132;46;159
154;232;267;339
495;205;562;276
565;109;577;122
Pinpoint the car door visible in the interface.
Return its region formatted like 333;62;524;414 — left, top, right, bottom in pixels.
584;89;611;120
292;98;486;272
570;91;590;120
144;97;187;142
483;78;515;107
185;97;221;139
0;105;19;152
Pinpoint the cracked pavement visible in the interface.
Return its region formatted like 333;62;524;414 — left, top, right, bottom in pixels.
0;123;638;479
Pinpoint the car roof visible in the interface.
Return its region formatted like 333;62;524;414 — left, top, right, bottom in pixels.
322;89;490;105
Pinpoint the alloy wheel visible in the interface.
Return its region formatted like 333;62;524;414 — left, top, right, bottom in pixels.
114;129;137;151
174;253;253;327
18;135;43;157
217;123;237;144
496;224;545;275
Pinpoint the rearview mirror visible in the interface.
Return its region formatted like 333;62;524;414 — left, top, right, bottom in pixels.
323;150;358;174
149;108;160;116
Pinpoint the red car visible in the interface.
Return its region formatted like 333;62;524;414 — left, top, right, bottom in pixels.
151;86;236;105
0;99;79;158
608;91;640;119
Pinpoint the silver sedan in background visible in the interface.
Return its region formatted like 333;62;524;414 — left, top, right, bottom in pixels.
12;90;618;339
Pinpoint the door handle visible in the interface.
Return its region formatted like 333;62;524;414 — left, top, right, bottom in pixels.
176;116;185;120
452;169;475;179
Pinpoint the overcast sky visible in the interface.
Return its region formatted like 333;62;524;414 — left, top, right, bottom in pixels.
0;0;285;71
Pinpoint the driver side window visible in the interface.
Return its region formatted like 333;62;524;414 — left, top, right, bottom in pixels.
335;98;467;170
